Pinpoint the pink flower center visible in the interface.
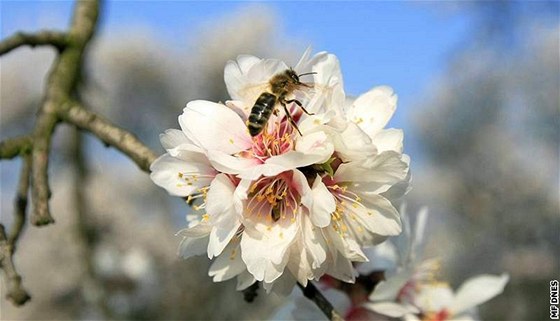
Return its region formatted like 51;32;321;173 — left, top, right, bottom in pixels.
424;309;450;321
250;119;295;162
246;172;299;223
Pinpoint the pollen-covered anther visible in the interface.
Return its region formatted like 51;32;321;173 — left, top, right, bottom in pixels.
186;186;209;211
176;172;205;188
246;173;299;222
250;120;295;161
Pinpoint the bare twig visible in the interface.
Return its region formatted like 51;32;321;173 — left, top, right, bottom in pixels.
298;282;345;321
8;155;32;245
0;225;31;305
0;136;32;159
30;103;57;226
61;102;157;172
0;30;68;56
0;156;32;304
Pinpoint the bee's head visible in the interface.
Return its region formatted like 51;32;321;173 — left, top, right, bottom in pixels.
286;69;300;84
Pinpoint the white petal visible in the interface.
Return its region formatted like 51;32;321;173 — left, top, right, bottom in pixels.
179;100;252;154
237;163;288;180
404;314;422;321
159;131;207;160
373;128;404;153
208;242;245;282
414;284;455;312
294;131;334;160
328;226;368;262
293;51;345;116
225;100;250;120
208;223;240;259
205;174;242;258
369;270;413;301
224;55;261;100
301;213;328;269
309;177;335;227
240;217;298;282
311;52;344;88
237;55;262;73
449;274;509;315
207;150;260;175
348;86;397;137
333;122;377;162
265;150;329;173
150;154;215;197
177;235;209;259
292;169;312;205
206;173;237;223
176;222;213;238
160;129;194;150
298;113;332;133
247;59;289;85
364;302;417;318
335;151;409;194
323;238;358;283
348;194;402;238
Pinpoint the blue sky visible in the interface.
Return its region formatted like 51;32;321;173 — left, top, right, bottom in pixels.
2;1;470;133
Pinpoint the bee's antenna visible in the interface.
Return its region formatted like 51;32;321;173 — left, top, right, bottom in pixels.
298;72;317;77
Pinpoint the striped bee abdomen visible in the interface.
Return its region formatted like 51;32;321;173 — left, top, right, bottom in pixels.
248;92;276;136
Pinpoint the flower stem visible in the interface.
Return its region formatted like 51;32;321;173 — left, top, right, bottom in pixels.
298;282;345;321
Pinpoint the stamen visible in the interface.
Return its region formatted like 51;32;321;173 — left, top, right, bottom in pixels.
245;173;300;224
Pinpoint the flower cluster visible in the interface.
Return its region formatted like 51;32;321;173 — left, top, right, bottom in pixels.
272;206;509;321
150;49;410;292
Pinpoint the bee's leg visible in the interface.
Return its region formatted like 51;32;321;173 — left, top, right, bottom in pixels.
285;99;314;115
281;102;303;136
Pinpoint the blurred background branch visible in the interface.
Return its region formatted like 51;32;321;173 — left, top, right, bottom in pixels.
0;30;68;56
0;0;159;309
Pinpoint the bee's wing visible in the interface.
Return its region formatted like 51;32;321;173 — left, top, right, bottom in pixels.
237;82;270;105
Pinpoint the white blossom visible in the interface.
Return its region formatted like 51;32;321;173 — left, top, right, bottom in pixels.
150;49;410;292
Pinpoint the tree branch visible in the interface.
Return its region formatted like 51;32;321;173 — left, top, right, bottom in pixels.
298;282;345;321
0;30;68;56
8;155;31;245
30;102;57;226
0;225;31;306
0;156;32;304
0;136;32;159
61;102;157;172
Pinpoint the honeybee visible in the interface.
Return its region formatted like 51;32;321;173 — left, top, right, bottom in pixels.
246;69;316;137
